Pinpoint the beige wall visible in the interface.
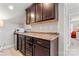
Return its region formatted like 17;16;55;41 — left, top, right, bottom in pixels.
0;20;22;50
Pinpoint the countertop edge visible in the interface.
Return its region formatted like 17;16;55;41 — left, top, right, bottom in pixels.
14;32;59;41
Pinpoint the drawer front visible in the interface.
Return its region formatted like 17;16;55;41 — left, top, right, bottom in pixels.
33;37;50;49
26;36;32;43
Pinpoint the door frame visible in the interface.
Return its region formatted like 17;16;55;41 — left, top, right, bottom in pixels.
58;3;71;56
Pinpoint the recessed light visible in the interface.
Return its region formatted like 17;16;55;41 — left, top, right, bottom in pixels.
8;5;14;10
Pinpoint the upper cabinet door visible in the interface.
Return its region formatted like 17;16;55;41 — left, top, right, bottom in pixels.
36;3;43;22
42;3;55;20
26;8;30;24
26;3;57;24
30;4;36;23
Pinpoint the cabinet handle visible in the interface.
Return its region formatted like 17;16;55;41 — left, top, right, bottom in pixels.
37;41;42;44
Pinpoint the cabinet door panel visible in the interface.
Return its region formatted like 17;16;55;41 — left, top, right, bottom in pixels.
18;35;26;55
30;4;36;23
36;3;42;22
33;37;50;56
18;36;22;52
21;36;26;55
25;36;33;56
26;9;30;24
42;3;55;20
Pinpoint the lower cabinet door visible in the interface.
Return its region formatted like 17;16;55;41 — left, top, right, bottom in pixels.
25;42;33;56
34;44;50;56
26;48;32;56
18;38;22;52
21;39;26;55
18;35;26;55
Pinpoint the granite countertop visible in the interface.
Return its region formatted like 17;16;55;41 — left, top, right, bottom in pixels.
15;32;59;41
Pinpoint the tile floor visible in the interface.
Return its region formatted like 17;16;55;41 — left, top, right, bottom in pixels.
0;48;23;56
68;38;79;56
0;38;79;56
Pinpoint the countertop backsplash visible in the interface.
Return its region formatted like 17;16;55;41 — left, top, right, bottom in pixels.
24;21;58;32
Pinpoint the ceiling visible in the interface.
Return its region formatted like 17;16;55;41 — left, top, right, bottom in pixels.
1;3;79;24
0;3;32;20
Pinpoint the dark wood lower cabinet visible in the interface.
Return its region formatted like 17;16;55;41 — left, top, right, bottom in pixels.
17;34;58;56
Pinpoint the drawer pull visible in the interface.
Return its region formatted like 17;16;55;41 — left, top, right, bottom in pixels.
37;41;42;44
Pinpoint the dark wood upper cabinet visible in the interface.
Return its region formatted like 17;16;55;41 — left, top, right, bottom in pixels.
36;3;43;22
30;4;36;23
26;8;30;24
26;3;57;24
42;3;55;20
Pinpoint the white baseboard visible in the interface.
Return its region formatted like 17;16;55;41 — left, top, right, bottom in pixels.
0;44;14;51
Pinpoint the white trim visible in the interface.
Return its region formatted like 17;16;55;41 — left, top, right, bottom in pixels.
58;3;70;56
